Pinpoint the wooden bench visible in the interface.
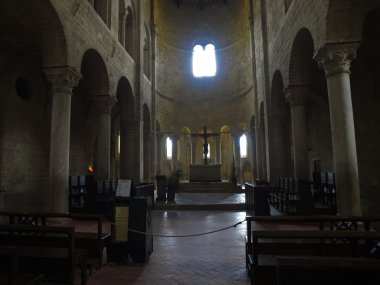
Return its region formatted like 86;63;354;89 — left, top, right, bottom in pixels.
0;211;111;274
0;224;87;285
0;246;45;285
245;215;380;283
247;229;380;285
276;256;380;285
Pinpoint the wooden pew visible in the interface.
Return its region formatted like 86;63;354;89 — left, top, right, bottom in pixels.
0;246;45;285
0;211;111;273
248;229;380;285
0;224;87;285
276;256;380;285
245;215;380;276
245;183;270;215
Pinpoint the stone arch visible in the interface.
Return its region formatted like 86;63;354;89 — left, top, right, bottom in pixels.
115;76;136;180
325;0;380;43
289;28;315;86
351;7;380;214
0;0;69;67
269;70;292;185
288;28;333;180
70;49;110;180
0;0;69;210
93;0;112;28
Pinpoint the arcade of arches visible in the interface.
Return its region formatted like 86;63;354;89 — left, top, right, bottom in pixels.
0;0;379;218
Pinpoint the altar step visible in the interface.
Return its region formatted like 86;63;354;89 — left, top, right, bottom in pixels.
154;192;246;211
178;181;244;193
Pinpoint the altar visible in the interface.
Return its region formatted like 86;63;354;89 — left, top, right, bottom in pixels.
189;164;222;182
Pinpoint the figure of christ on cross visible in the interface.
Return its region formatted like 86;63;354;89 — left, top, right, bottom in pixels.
191;126;220;165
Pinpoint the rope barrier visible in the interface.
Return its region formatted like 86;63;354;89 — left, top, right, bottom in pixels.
108;219;246;238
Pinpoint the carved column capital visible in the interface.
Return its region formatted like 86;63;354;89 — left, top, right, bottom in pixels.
92;95;116;114
285;84;309;107
313;42;360;77
44;66;81;92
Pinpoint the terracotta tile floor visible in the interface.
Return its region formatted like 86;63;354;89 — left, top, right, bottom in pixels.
83;210;250;285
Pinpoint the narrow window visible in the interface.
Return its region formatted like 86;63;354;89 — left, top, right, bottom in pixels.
240;134;247;158
166;137;172;159
192;43;216;77
207;143;211;159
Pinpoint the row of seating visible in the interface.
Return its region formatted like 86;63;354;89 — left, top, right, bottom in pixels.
245;215;380;285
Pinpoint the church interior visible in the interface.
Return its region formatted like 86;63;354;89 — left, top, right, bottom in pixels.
1;0;380;284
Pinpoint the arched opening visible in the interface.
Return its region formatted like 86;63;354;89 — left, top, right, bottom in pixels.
288;28;332;180
115;77;136;181
0;0;67;211
93;0;111;28
125;6;135;59
269;71;292;185
143;23;151;80
71;49;110;180
351;8;380;214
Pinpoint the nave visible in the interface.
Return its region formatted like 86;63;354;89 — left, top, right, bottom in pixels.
76;210;250;285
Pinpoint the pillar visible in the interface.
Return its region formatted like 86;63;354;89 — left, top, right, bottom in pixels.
285;85;309;180
171;135;179;171
191;136;197;164
156;133;163;175
314;42;361;216
44;66;81;213
119;8;127;48
120;118;137;181
233;132;242;183
93;95;114;181
143;129;152;182
215;136;221;164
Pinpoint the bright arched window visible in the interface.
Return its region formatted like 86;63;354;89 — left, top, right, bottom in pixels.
192;43;216;77
166;137;172;159
240;134;247;158
207;143;211;158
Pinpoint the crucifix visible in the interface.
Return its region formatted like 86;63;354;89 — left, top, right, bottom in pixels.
191;126;219;165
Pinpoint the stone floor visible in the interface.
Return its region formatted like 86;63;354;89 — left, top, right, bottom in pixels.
82;210;250;285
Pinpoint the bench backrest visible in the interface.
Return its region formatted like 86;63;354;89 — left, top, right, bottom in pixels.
0;224;75;260
249;230;380;266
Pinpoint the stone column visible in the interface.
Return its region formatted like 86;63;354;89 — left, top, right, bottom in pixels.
285;85;309;180
249;128;257;182
215;136;221;164
120;118;136;180
156;133;163;175
233;133;242;183
314;42;361;216
143;129;152;182
44;66;81;213
171;135;179;171
191;136;197;164
93;95;114;181
119;8;127;47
